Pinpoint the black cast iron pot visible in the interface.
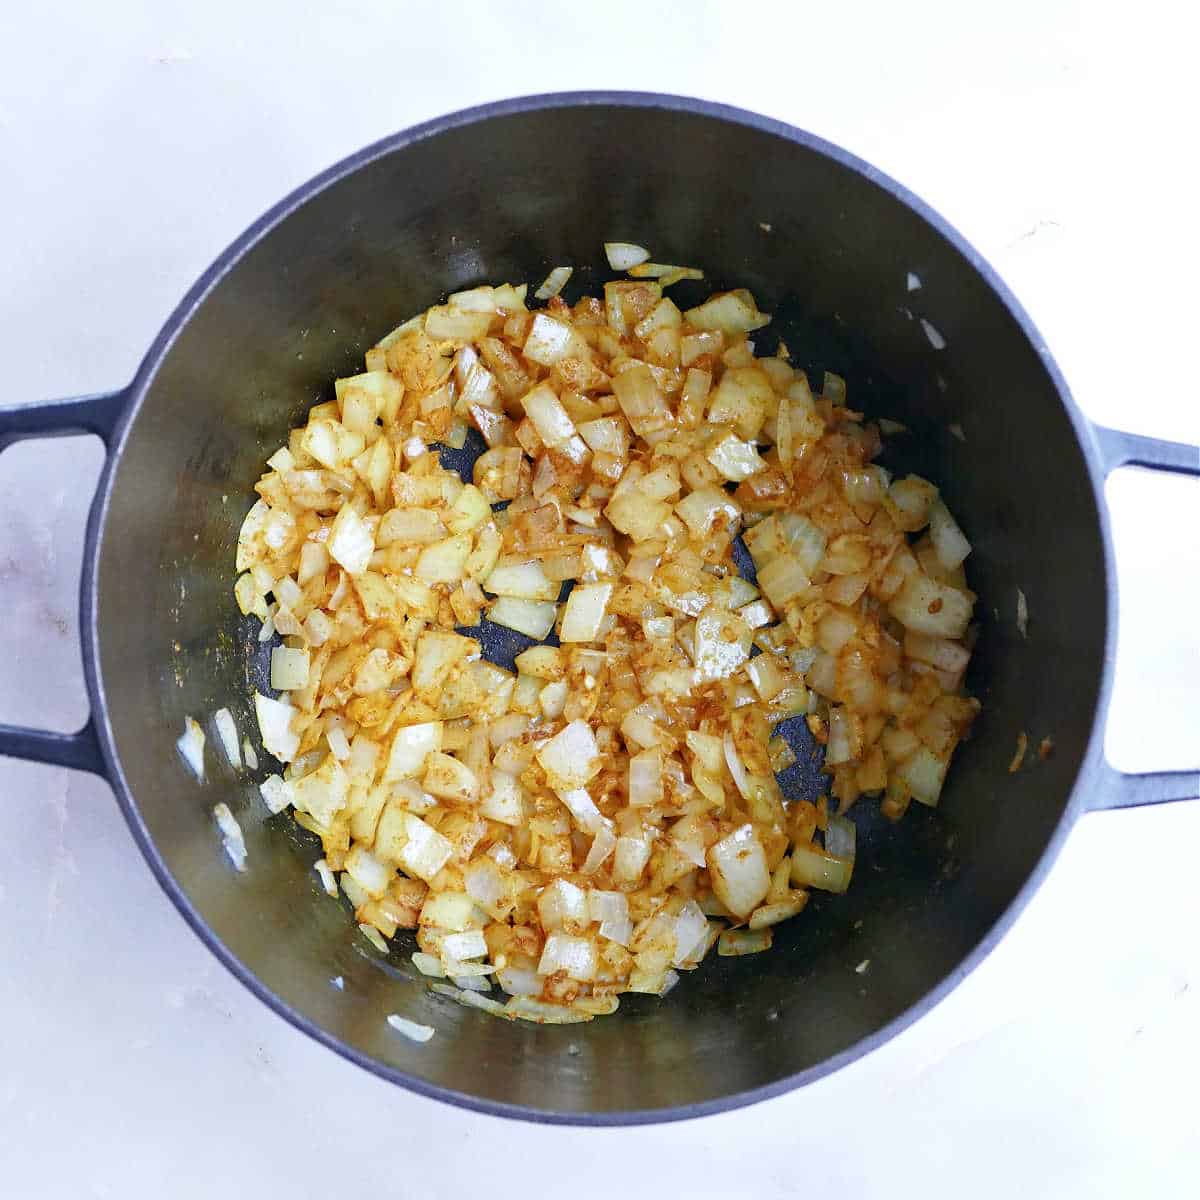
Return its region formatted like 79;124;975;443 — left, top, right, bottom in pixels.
2;93;1197;1124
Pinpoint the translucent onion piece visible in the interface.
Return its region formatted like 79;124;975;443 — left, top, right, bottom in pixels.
213;803;246;871
604;242;650;270
177;717;206;781
387;1014;435;1043
213;708;241;768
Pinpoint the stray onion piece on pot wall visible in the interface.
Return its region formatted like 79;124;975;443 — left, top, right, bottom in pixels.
233;248;979;1023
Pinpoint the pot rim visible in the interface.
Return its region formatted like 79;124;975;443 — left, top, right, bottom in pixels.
79;90;1116;1125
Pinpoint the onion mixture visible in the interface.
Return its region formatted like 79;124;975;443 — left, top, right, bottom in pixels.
234;255;979;1023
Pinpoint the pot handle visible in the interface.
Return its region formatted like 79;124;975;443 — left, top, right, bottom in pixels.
0;390;129;777
1084;423;1200;811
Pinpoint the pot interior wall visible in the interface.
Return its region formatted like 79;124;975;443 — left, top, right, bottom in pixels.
96;99;1106;1117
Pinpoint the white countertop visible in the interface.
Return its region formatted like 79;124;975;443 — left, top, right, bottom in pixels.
1;3;1197;1195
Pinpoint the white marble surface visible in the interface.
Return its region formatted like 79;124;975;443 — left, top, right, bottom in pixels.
1;2;1198;1195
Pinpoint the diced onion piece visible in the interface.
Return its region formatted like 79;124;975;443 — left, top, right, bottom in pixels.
488;597;557;639
213;803;247;871
177;717;206;781
929;500;971;570
706;432;766;481
537;720;601;788
241;738;258;770
538;934;598;980
628;746;663;808
270;645;310;691
497;966;541;996
344;844;391;899
440;929;488;962
412;951;446;978
537;879;590;934
684;291;770;334
895;746;950;807
328;504;375;576
675;486;741;536
627;967;680;995
259;774;293;814
314;858;338;896
707;824;770;917
888;574;973;638
484;560;558;600
694;609;752;681
614;830;652;888
213;708;241;769
559;582;613;642
790;844;853;893
452;989;510;1015
479;770;525;825
825;814;857;862
717;928;772;956
384;721;442;782
604;241;650;270
672;900;709;966
506;995;591;1023
523;321;587;373
534;266;573;300
581;824;617;875
254;692;299;763
557;787;606;834
387;1014;435;1043
291;756;350;827
420;890;478;932
748;895;807;929
397;813;453;883
359;924;389;953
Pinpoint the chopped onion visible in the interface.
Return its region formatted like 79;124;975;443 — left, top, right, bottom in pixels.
358;924;388;953
313;858;337;896
412;951;446;978
230;261;981;1024
581;824;617;875
387;1014;435;1043
241;738;258;770
253;692;299;763
534;266;573;300
537;879;589;934
790;844;853;893
748;895;807;929
383;721;442;782
497;965;541;996
177;717;206;781
717;928;772;956
707;824;770;917
559;582;613;643
604;241;650;270
213;708;241;769
537;721;600;789
505;995;591;1023
537;934;598;980
920;318;945;349
928;500;971;570
259;774;293;814
345;844;392;899
213;803;246;871
397;813;453;883
557;787;606;834
824;814;857;862
440;929;488;962
672;900;709;966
